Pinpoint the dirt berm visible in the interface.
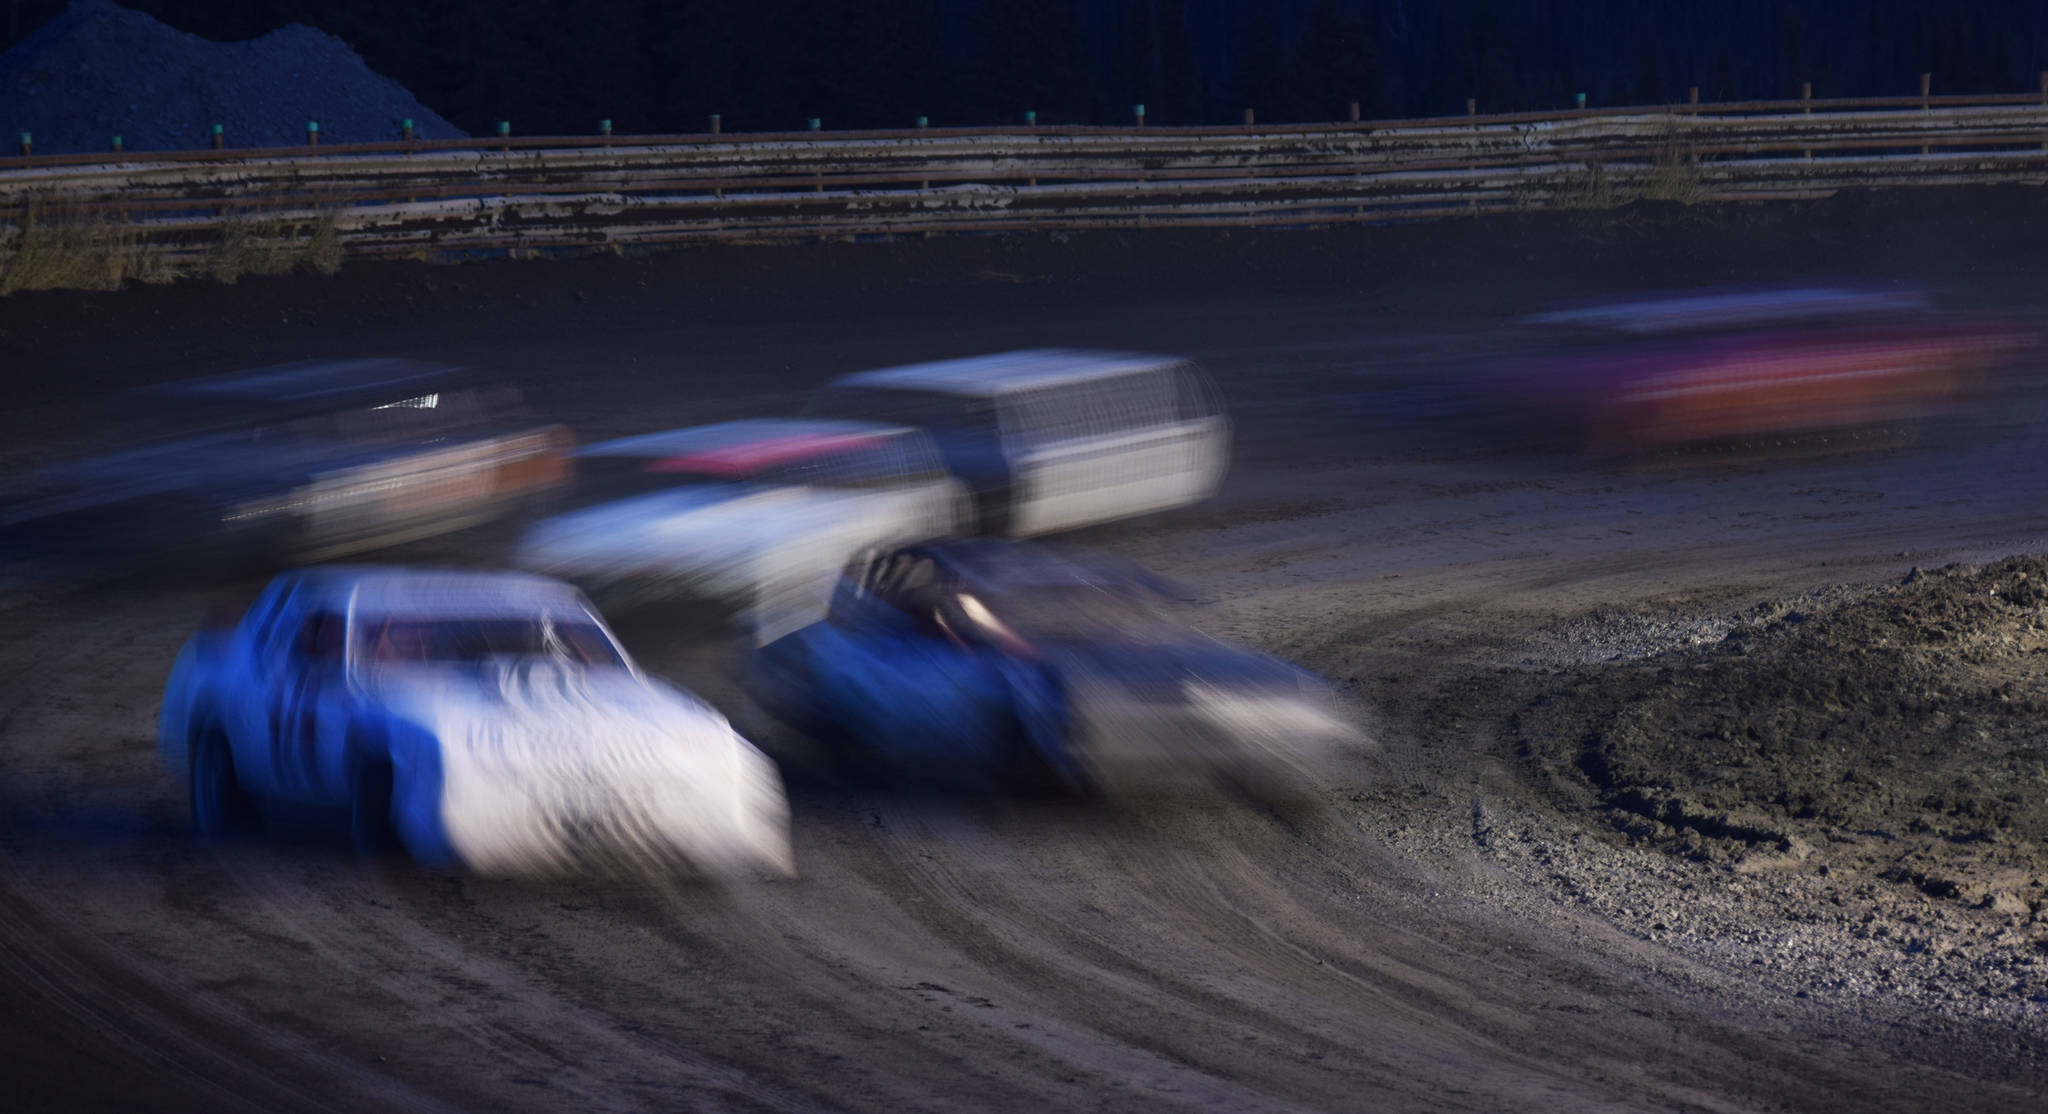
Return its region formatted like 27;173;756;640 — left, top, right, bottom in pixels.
1515;557;2048;1007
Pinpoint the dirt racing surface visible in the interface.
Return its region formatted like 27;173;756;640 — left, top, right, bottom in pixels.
3;188;2048;1111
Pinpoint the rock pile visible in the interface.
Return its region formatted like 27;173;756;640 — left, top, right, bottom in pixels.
0;0;462;155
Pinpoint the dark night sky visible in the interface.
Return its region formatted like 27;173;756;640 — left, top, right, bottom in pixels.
6;1;2048;136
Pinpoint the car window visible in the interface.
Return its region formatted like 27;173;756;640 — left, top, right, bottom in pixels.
294;611;348;663
356;615;628;669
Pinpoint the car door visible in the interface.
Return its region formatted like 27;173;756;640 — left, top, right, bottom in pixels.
261;608;347;803
835;553;1020;778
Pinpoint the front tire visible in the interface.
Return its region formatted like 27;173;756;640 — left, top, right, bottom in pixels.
190;728;259;838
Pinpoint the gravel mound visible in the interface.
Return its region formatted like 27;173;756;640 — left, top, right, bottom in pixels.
1517;557;2048;1007
0;0;462;155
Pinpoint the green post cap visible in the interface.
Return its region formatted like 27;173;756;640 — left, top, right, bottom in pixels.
210;123;223;134
111;135;122;148
1134;103;1145;115
402;118;413;128
17;132;27;144
496;121;511;136
307;121;319;131
916;116;928;127
1575;92;1587;107
600;118;612;133
807;117;822;130
1024;110;1036;124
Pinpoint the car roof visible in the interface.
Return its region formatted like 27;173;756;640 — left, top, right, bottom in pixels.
138;358;464;410
278;566;591;618
903;539;1165;595
824;349;1184;396
578;418;912;460
1523;287;1933;336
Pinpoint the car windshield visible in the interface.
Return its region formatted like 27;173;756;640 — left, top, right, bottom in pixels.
954;586;1186;645
356;615;627;668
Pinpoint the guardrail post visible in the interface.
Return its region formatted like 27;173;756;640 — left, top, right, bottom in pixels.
1688;85;1699;106
708;113;722;134
917;117;930;187
1349;101;1360;122
306;120;319;146
15;132;26;157
1575;92;1587;111
401;117;414;141
1133;103;1145;126
496;120;511;152
1242;107;1254;127
1024;110;1036;126
600;118;612;138
1800;82;1811;159
1466;97;1476;117
210;123;223;149
1919;73;1930;154
110;134;122;153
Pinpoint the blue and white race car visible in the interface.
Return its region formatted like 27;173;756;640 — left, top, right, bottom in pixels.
158;566;793;878
744;540;1359;796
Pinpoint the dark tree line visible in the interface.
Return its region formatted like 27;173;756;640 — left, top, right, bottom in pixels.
9;0;2048;136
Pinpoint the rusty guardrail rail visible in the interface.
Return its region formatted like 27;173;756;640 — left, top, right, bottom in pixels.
2;91;2046;264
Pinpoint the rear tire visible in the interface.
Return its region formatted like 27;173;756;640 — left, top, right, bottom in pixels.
350;763;400;858
190;728;259;839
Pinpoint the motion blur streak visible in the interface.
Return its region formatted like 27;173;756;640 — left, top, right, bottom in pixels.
1474;286;2039;457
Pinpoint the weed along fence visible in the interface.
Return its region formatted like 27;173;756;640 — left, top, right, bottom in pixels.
4;85;2048;290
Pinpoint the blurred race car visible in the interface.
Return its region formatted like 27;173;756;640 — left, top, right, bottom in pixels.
513;419;970;642
744;540;1357;796
805;349;1230;537
157;566;793;878
0;358;570;573
1483;286;2039;454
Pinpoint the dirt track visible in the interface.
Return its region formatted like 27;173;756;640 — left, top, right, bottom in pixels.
3;191;2048;1111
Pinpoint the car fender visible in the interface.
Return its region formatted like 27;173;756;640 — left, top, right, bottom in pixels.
156;628;233;783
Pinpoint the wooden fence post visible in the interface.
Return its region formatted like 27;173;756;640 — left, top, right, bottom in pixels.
1688;85;1699;106
306;120;319;146
1133;103;1146;126
1466;97;1476;117
1348;101;1360;122
1242;108;1254;127
210;123;223;149
110;134;121;153
708;113;722;134
401;118;414;142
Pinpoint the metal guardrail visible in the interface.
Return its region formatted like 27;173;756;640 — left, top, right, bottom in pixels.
2;92;2046;263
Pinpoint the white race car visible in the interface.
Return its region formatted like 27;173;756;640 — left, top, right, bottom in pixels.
157;566;793;878
513;419;970;642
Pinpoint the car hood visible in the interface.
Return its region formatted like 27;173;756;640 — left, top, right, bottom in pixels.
1039;636;1311;699
516;483;916;570
363;656;738;778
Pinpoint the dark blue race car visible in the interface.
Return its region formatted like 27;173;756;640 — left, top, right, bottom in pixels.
744;540;1359;796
